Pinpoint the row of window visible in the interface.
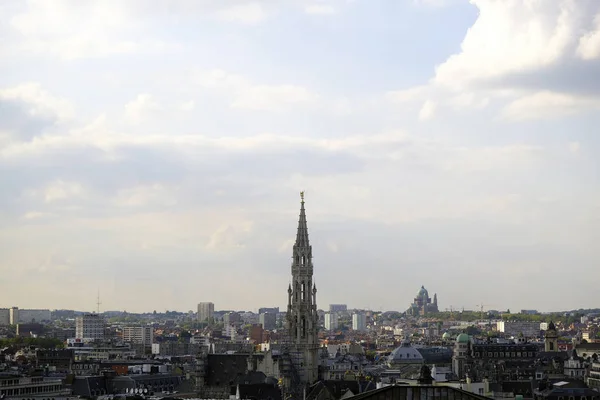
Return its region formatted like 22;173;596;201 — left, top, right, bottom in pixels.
474;351;534;358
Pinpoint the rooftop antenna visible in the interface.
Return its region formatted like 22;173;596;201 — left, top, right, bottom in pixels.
96;289;102;314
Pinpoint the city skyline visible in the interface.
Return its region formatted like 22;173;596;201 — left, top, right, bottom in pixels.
1;1;599;313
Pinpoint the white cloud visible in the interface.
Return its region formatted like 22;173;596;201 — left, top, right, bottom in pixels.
193;69;319;112
214;2;268;24
418;100;436;121
434;0;599;88
124;94;160;124
232;84;317;111
22;211;55;220
180;100;195;111
305;4;336;15
112;184;177;208
0;82;74;121
501;91;600;121
206;222;253;251
42;180;85;203
569;141;581;154
577;13;600;60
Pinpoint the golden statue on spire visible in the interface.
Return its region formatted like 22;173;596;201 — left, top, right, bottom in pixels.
300;191;305;201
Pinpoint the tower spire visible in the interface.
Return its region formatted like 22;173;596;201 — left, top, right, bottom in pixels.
285;191;319;387
295;191;310;248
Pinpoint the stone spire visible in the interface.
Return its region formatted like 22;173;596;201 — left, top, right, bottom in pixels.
295;191;310;249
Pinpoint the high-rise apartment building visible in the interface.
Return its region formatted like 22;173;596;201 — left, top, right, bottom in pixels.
258;307;280;314
197;302;214;324
7;307;52;324
259;312;276;331
75;314;105;340
324;313;339;331
122;326;154;346
329;304;347;313
0;309;9;325
352;312;366;331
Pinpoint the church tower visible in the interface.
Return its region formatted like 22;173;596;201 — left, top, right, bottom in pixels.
545;321;559;352
286;192;320;385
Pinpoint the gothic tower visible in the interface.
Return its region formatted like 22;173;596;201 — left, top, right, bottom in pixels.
286;192;320;384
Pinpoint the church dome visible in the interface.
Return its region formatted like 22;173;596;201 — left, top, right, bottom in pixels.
417;286;429;298
456;333;470;344
442;332;451;340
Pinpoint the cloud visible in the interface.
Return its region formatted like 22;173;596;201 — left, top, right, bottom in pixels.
501;91;600;121
42;180;85;203
124;94;160;124
418;100;436;121
433;0;600;88
1;0;599;312
305;4;336;15
193;69;319;112
0;83;74;122
387;1;600;121
214;2;268;24
577;13;600;60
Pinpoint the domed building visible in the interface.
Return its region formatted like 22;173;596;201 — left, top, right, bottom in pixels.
387;338;424;368
406;285;439;316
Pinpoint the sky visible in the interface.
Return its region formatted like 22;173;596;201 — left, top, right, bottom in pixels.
1;0;599;314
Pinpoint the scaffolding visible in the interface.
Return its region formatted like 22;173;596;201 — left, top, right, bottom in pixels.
279;328;306;400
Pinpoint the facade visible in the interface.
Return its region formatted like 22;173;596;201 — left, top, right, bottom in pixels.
352;313;367;331
259;312;276;330
497;321;541;337
122;326;154;347
406;286;439;316
324;313;339;331
588;361;600;390
0;376;67;399
197;302;214;324
285;192;320;385
75;313;105;340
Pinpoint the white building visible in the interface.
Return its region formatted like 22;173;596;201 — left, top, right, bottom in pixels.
197;302;214;323
324;313;338;331
0;308;9;325
75;314;105;340
122;326;154;346
352;313;366;331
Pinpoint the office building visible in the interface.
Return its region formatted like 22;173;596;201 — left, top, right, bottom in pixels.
122;326;154;346
75;314;105;340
